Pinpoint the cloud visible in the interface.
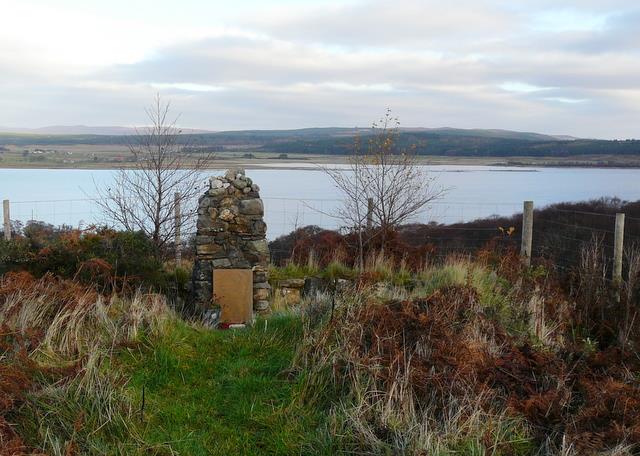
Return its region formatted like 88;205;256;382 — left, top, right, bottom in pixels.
0;0;639;138
247;0;518;50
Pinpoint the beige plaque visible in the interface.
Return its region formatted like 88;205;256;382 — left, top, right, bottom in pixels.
213;269;253;324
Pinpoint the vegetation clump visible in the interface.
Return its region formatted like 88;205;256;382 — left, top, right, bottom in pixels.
1;204;639;454
0;271;171;455
294;253;640;455
0;222;189;295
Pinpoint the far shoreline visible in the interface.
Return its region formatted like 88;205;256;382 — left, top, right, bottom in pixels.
2;154;640;171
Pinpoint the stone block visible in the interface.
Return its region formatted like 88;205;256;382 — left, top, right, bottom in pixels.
232;178;247;189
230;258;251;269
252;220;267;235
197;214;213;229
303;277;330;296
255;300;270;312
239;199;264;216
192;260;212;281
229;217;252;234
212;258;232;268
253;287;270;301
221;197;236;207
254;272;268;283
246;239;269;257
195;235;217;245
208;187;226;197
196;243;225;257
219;208;235;221
225;168;245;180
279;278;305;288
214;231;231;242
279;287;302;306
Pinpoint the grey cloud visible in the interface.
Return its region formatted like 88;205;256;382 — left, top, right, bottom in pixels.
2;0;640;138
105;37;496;89
102;28;640;94
248;0;519;50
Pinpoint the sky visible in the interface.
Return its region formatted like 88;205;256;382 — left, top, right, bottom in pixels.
0;0;639;138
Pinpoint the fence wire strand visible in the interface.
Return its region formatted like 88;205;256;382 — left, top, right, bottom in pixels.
2;196;636;281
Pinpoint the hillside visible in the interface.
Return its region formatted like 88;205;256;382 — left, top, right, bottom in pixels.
1;127;639;158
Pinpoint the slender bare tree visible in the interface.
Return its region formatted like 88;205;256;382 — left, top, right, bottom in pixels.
323;109;446;266
96;94;212;257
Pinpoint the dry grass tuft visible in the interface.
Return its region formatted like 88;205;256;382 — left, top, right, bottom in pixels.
296;272;640;454
0;271;172;454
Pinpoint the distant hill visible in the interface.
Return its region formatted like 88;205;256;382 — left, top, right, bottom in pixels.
1;126;638;157
0;125;565;140
399;127;570;141
0;125;213;135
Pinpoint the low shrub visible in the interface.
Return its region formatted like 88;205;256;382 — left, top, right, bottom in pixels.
295;273;640;454
0;222;188;296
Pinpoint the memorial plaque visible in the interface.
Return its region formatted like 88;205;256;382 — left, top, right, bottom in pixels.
213;269;253;324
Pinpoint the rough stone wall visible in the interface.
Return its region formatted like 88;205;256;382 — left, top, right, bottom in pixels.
192;168;270;315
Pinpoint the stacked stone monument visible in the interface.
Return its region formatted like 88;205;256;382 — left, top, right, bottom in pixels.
192;168;270;316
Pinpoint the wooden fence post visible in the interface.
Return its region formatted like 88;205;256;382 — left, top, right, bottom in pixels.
366;198;373;230
3;200;10;241
174;192;181;267
613;213;625;298
521;200;534;266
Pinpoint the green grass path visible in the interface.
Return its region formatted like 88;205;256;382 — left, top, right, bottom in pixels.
119;315;328;455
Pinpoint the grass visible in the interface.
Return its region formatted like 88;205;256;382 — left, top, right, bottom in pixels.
0;272;171;454
1;271;328;455
117;313;331;455
4;252;640;455
292;255;640;455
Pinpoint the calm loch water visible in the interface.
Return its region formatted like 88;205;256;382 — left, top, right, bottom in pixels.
1;166;639;238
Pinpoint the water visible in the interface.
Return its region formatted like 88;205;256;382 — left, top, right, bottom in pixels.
1;166;639;239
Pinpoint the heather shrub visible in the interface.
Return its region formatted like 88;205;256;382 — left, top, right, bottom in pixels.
294;259;640;455
0;222;187;295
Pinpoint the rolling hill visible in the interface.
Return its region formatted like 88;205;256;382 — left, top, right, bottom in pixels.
0;126;638;157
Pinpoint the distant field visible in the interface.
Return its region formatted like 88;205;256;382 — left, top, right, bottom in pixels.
0;144;325;170
2;127;640;169
1;142;640;169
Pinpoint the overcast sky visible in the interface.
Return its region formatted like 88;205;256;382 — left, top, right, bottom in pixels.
0;0;639;138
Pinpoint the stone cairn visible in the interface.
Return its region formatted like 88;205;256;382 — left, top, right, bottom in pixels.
192;168;270;317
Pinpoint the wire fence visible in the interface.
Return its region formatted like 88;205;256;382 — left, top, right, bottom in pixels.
8;198;104;229
3;196;523;239
2;195;638;281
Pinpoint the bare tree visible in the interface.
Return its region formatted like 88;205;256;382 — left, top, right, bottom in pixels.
96;94;212;257
323;109;446;267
